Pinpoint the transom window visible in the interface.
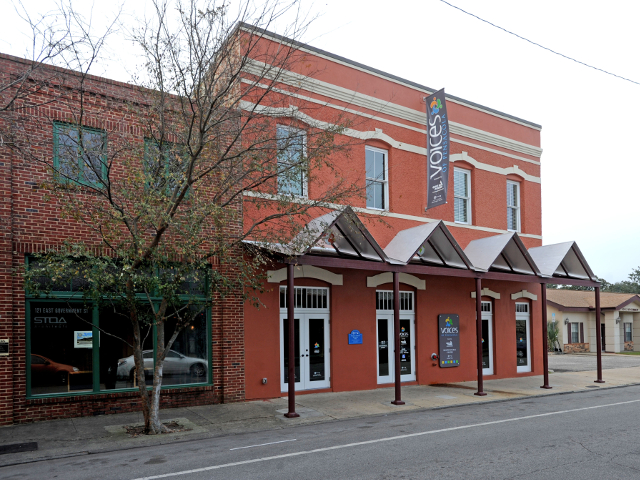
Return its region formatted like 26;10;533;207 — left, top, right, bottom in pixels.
515;303;529;313
376;291;414;312
277;125;307;197
279;287;328;310
507;181;521;232
481;301;492;312
365;146;388;210
53;122;106;186
454;168;470;224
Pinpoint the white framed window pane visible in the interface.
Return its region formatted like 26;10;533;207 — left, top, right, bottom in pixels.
277;126;305;196
507;207;517;230
507;183;518;207
454;197;467;223
374;151;385;180
366;148;375;179
454;170;468;197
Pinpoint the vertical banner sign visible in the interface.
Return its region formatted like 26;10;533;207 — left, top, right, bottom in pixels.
426;88;450;210
438;314;460;367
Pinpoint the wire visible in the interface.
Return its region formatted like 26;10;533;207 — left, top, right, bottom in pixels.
438;0;640;86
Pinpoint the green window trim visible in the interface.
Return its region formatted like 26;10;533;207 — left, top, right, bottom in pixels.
53;122;108;187
25;298;213;400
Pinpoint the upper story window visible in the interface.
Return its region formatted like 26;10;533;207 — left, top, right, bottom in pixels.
53;122;106;186
277;125;307;197
454;168;470;224
507;181;521;231
144;139;188;193
365;146;388;210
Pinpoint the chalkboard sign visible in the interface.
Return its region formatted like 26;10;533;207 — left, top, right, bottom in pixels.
438;314;460;367
348;330;363;345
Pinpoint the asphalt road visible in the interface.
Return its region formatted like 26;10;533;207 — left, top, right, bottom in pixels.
548;353;640;372
3;385;640;480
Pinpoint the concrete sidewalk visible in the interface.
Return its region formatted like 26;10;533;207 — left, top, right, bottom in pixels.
2;366;639;467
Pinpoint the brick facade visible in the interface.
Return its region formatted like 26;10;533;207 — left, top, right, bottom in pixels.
0;53;245;425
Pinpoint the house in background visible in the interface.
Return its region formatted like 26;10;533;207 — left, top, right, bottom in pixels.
546;290;640;353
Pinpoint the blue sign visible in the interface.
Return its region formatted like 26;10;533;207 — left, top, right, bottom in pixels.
348;330;363;345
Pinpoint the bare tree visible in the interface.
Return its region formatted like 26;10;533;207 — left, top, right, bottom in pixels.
12;0;364;434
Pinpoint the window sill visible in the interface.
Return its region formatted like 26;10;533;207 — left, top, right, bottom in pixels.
454;220;471;225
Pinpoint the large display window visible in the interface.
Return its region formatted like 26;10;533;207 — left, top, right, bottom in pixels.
27;299;211;397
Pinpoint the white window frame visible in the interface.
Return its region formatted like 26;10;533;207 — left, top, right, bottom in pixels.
365;145;389;211
453;167;471;224
507;180;521;232
625;323;633;342
276;124;307;198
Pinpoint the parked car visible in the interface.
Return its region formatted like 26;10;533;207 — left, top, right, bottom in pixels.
31;354;79;385
116;349;207;380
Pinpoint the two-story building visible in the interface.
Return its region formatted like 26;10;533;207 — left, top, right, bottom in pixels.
0;25;602;425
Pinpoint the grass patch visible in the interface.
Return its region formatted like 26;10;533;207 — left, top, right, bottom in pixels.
618;351;640;355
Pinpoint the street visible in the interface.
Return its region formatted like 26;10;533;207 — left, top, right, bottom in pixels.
2;384;640;479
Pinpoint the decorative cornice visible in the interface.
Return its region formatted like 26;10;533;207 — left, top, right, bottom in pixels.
366;272;425;290
471;288;501;300
267;265;343;285
244;60;542;158
511;290;538;301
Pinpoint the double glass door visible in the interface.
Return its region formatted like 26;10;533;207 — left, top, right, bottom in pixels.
280;314;330;391
377;315;415;384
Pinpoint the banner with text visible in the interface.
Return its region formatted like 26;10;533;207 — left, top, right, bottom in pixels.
426;88;450;210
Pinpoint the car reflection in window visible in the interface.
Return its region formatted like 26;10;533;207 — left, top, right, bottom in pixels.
31;354;80;386
116;349;207;382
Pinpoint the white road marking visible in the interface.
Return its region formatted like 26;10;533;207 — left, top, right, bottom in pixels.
131;398;640;480
229;439;296;451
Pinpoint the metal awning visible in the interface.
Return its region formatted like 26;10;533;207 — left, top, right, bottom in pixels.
464;232;540;275
383;221;473;269
294;206;388;262
528;241;596;281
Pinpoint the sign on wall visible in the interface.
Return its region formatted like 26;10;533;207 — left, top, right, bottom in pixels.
426;88;450;210
348;330;363;345
0;339;8;356
438;314;460;367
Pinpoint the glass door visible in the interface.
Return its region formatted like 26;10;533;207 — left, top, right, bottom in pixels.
281;314;330;391
377;317;393;384
376;315;415;384
516;303;531;373
481;302;493;375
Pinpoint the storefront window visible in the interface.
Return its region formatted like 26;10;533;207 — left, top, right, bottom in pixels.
99;306;153;391
163;308;208;386
30;301;94;395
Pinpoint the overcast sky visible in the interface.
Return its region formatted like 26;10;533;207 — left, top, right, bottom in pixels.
3;0;639;282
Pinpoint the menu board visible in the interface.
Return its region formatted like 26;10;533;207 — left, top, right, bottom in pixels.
438;314;460;368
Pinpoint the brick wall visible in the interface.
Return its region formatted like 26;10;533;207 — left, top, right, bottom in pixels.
563;343;590;354
0;53;246;425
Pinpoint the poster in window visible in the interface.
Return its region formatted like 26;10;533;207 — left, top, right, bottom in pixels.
438;314;460;367
74;331;93;348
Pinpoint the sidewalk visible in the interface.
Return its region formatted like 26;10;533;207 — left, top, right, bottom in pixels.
1;367;639;467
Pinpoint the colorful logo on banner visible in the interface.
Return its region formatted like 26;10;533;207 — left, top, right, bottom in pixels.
426;88;450;211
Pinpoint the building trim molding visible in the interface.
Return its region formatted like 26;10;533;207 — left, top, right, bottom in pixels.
267;265;343;285
511;290;538;301
244;60;542;158
366;272;426;290
471;288;501;300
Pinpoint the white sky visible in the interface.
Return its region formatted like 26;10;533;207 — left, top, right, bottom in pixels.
3;0;640;282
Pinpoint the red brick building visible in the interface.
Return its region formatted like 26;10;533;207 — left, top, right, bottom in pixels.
0;26;601;425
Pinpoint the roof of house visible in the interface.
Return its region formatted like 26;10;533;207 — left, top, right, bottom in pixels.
546;289;640;310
